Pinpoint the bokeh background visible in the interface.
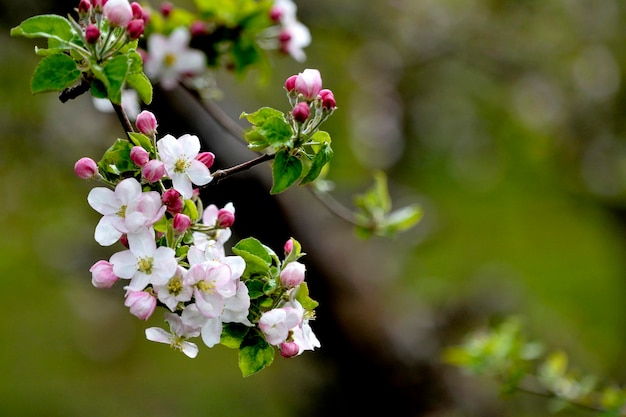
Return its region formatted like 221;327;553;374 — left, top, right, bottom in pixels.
2;0;626;416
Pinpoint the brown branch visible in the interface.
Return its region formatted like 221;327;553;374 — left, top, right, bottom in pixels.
211;152;275;183
112;102;134;139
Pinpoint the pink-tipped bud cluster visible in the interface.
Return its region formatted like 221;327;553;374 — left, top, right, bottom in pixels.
135;110;158;136
74;157;99;179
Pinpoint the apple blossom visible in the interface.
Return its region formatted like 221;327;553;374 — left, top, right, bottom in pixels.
295;69;322;100
130;146;149;167
155;266;193;311
173;213;191;233
184;261;237;318
142;159;166;183
162;188;183;214
279;341;299;358
109;231;177;291
145;312;201;358
259;306;302;345
144;27;206;90
157;133;212;199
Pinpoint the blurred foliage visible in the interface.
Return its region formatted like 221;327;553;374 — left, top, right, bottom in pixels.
4;0;626;416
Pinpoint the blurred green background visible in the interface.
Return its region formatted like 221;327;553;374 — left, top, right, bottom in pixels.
3;0;626;416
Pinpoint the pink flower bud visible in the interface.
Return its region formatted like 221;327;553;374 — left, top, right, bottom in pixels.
279;341;300;358
280;261;306;288
162;188;183;214
130;1;143;19
216;208;235;228
284;238;293;255
130;146;149;167
319;89;336;109
120;234;129;248
195;151;215;169
85;24;100;44
78;0;92;15
74;157;98;179
173;213;191;233
124;290;156;320
292;102;310;123
103;0;133;28
284;75;297;92
90;260;119;288
126;18;144;39
269;6;283;22
135;110;158;136
160;1;174;16
295;69;323;100
142;159;165;182
190;21;209;37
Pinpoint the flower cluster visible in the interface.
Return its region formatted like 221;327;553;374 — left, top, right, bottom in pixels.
268;0;311;62
76;108;319;370
285;69;337;137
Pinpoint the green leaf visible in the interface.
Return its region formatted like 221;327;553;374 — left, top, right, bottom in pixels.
10;14;74;49
102;55;130;104
232;237;273;277
271;149;302;194
238;332;275;377
97;138;136;179
90;79;108;99
126;72;153;105
128;132;153;151
220;323;250;349
380;204;423;237
259;116;293;148
292;282;319;311
245;279;266;299
30;54;81;94
241;107;284;126
301;143;333;185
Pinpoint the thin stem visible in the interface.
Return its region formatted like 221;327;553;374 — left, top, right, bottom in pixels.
112;102;134;138
307;185;359;226
211;153;275;183
179;83;247;144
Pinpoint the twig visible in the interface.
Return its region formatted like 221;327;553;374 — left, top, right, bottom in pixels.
112;102;134;139
211;153;275;183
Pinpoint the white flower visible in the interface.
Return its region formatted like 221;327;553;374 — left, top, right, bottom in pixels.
145;312;201;358
155;266;193;311
144;27;206;90
88;178;165;246
109;231;177;291
259;306;302;346
157;133;212;198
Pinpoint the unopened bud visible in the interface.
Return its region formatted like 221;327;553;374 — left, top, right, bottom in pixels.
135;110;158;136
172;213;191;233
280;261;306;288
130;1;143;19
126;18;144;39
130;146;150;167
284;75;297;92
279;341;300;358
319;89;336;109
78;0;92;16
284;238;293;255
89;260;118;288
162;188;183;214
74;157;99;179
142;159;165;182
216;208;235;228
295;69;322;100
160;1;174;17
190;21;209;37
292;102;310;123
124;290;156;320
85;24;100;44
196;151;215;169
103;0;133;27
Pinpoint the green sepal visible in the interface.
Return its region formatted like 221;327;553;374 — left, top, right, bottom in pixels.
10;14;74;49
271;149;302;194
301;142;333;185
238;330;275;377
30;53;81;94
